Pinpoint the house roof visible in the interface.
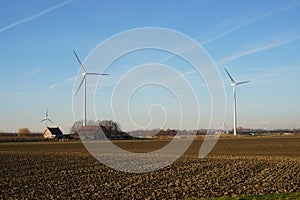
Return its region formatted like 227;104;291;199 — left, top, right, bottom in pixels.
78;126;100;135
46;127;63;135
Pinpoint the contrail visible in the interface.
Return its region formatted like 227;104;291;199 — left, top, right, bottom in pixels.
156;1;300;68
217;35;300;65
26;67;43;77
47;83;60;91
201;1;300;45
0;0;76;33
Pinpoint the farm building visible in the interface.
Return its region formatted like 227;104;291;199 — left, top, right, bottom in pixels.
43;127;63;139
78;126;103;140
78;126;133;140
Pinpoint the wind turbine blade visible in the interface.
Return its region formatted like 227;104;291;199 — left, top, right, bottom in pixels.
236;80;250;85
48;118;54;124
75;76;85;95
73;50;86;73
224;68;236;84
46;110;48;117
40;119;46;122
86;73;110;76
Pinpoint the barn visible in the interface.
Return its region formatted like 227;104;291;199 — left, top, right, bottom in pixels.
78;126;105;140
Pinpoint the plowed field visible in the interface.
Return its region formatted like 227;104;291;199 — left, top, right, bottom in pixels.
1;136;299;199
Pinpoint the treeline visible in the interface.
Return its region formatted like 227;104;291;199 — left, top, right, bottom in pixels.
1;122;299;142
0;127;44;142
0;133;45;142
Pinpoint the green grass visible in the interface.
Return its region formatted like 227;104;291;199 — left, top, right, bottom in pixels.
199;192;300;200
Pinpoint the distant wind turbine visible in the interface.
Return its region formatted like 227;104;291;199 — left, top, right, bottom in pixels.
40;109;53;127
73;50;109;127
262;120;269;131
224;68;250;136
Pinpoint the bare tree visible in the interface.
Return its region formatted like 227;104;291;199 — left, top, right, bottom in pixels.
98;120;121;132
70;120;83;134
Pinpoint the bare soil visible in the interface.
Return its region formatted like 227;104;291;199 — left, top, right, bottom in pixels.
0;136;299;199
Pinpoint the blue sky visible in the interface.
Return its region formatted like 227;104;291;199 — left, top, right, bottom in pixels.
1;0;300;133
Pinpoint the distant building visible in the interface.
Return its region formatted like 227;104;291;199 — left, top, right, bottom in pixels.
153;129;177;138
78;126;104;140
78;126;133;140
283;132;292;136
43;127;63;139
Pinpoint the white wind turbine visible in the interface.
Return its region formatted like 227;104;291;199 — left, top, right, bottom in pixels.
262;120;269;131
73;50;109;127
224;68;250;136
40;109;53;127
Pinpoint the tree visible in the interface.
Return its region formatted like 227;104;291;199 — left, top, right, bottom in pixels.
98;120;123;139
18;128;30;137
98;120;121;132
70;120;83;134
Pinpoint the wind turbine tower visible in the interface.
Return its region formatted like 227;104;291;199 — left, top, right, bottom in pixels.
73;50;109;127
224;68;250;136
40;109;53;127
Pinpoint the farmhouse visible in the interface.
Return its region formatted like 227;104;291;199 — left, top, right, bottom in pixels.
43;127;63;139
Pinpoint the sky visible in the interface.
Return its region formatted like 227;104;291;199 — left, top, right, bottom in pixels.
0;0;300;133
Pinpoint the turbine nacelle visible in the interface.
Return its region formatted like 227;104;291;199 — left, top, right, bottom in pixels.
73;50;109;95
225;67;250;86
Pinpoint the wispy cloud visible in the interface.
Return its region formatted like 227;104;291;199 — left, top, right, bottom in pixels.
217;34;300;65
201;1;300;45
0;0;75;33
47;83;60;90
47;75;77;91
96;34;300;92
66;76;77;82
25;67;43;77
251;65;297;84
163;70;195;85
